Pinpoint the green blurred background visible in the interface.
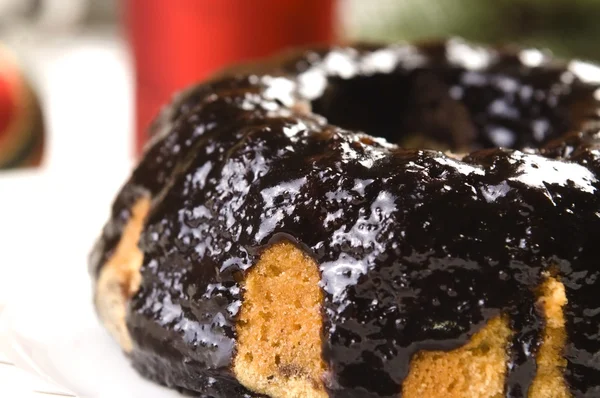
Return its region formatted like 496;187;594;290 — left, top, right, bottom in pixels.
344;0;600;61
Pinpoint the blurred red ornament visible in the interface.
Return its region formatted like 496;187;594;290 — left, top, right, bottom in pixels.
125;0;336;155
0;45;44;169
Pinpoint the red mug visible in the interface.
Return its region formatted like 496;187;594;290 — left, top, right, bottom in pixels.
125;0;336;155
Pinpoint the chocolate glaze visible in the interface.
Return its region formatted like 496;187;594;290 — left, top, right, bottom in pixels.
90;39;600;397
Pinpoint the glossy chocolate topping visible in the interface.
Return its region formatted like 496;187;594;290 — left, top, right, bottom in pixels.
91;39;600;397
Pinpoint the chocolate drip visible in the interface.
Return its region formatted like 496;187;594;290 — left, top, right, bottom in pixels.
542;132;600;397
505;295;544;397
90;40;600;397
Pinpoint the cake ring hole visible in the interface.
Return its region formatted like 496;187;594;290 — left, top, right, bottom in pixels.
310;69;585;152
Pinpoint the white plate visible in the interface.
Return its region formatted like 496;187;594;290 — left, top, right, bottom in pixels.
0;277;179;398
0;167;180;398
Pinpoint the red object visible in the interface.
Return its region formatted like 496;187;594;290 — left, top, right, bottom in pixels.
126;0;336;155
0;46;44;169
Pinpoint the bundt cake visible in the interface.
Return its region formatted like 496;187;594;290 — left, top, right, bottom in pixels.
90;39;600;397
